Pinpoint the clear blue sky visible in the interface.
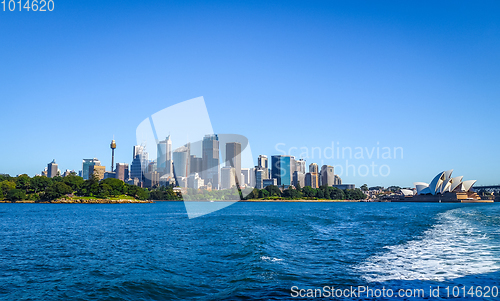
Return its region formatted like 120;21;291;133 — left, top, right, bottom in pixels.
1;0;499;187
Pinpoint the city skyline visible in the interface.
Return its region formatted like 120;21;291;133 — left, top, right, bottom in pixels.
1;1;499;186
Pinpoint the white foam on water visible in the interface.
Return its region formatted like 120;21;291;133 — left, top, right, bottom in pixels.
261;256;284;262
358;208;500;282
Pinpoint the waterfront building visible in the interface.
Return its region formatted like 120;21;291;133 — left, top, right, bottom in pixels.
262;178;277;188
406;170;482;202
221;166;236;190
90;165;106;180
47;159;58;178
334;175;342;185
320;165;335;187
202;134;220;189
157;135;172;177
226;142;242;185
271;155;293;187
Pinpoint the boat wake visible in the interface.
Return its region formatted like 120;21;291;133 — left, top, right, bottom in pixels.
358;208;500;282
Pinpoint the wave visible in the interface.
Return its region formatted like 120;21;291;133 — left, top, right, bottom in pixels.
358;207;500;282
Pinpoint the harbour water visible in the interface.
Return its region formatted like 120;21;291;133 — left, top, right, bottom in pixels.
1;202;499;300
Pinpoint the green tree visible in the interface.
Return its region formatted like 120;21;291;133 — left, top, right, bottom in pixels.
14;174;31;193
265;185;281;197
0;180;16;198
100;178;125;196
31;176;53;193
302;186;316;198
62;175;85;192
259;189;270;199
360;184;368;192
7;189;27;201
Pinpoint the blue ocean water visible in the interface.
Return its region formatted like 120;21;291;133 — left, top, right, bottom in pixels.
0;202;499;300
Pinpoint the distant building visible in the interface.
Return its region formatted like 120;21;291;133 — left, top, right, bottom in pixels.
333;184;355;190
157;135;172;177
320;165;335;187
241;168;251;186
144;171;160;188
257;155;269;179
47;159;58;178
62;169;73;177
295;159;306;174
173;144;190;178
255;168;265;189
226;142;242;185
188;173;205;189
202;134;220;189
221;166;236;190
305;172;319;188
334;175;342;185
82;158;101;180
104;172;116;179
271;155;293;187
190;155;203;175
306;163;319;188
130;145;148;184
115;163;129;182
293;171;305;187
262;178;277;188
90;165;106;180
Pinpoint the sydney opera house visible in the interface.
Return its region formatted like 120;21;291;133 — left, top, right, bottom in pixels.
398;170;489;202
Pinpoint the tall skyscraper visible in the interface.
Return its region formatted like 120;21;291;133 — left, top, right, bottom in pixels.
305;172;319;188
82;158;101;180
47;159;58;178
257;155;269;179
202;134;219;189
255;169;265;189
295;159;306;173
307;163;319;188
130;145;148;183
321;165;335;187
157;135;172;177
271;155;293;187
190;155;203;175
173;144;190;179
225;142;241;185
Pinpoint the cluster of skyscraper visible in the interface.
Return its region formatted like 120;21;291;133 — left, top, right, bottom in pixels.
43;135;348;191
254;155;343;189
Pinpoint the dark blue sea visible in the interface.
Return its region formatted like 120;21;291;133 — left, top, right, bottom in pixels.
1;202;499;300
